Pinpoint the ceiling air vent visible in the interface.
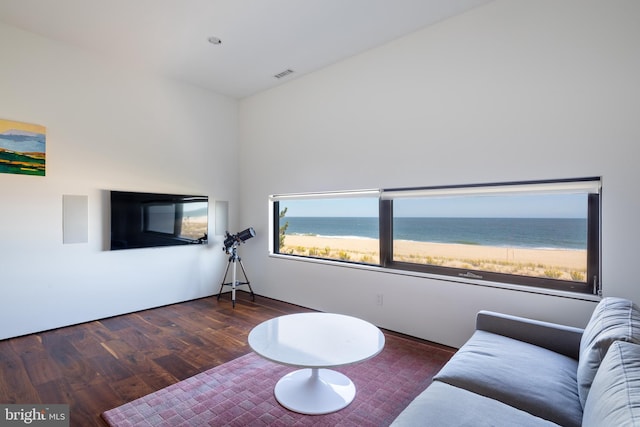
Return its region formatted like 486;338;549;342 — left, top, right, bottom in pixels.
274;69;294;79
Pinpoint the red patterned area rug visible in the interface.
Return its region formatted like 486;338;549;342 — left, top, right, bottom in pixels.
102;333;453;427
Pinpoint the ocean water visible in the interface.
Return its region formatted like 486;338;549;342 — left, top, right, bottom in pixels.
280;217;587;250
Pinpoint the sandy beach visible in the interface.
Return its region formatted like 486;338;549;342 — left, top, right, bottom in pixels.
281;234;587;281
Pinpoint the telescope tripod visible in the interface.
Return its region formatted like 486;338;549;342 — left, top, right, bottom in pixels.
217;246;255;308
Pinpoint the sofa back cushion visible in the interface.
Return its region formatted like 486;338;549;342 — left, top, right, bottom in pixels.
435;330;582;427
577;297;640;408
582;341;640;426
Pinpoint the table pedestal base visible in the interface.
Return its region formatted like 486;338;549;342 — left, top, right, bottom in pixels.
274;368;356;415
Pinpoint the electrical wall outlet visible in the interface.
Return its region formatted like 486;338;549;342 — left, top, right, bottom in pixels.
376;294;383;306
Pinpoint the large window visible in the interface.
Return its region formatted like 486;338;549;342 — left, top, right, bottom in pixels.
272;178;601;295
273;191;380;264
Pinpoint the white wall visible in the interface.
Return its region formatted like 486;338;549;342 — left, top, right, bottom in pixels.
0;23;239;340
239;0;640;347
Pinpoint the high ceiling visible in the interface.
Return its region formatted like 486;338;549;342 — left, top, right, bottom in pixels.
0;0;492;98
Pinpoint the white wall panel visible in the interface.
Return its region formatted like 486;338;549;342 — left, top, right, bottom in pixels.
0;23;239;339
239;0;640;347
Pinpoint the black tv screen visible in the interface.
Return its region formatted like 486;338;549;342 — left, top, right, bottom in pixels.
110;191;208;250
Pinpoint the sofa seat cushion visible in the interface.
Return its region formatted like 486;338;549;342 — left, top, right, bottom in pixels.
434;330;582;427
577;297;640;408
582;340;640;427
391;381;560;427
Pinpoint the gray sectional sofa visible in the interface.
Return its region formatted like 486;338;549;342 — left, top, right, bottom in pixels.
391;297;640;426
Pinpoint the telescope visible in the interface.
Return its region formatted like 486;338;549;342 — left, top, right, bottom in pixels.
219;227;256;308
223;227;255;254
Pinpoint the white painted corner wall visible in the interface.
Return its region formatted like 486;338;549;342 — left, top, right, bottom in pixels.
238;0;640;347
2;0;639;347
0;23;239;340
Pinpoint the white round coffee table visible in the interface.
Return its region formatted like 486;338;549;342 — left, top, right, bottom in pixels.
248;312;385;415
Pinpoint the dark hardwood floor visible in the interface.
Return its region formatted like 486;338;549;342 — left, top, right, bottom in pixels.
0;292;450;426
0;292;314;426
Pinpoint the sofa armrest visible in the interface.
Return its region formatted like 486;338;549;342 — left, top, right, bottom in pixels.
476;310;584;360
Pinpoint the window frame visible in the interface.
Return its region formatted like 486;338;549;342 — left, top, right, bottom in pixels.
272;177;601;296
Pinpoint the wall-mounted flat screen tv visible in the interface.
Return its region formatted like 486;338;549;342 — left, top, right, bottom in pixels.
110;191;208;250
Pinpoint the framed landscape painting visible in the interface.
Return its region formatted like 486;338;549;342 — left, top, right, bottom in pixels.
0;118;46;176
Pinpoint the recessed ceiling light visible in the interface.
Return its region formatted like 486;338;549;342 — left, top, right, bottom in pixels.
208;36;222;45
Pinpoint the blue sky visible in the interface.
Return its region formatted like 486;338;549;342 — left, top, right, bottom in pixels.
0;136;45;153
279;193;588;218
